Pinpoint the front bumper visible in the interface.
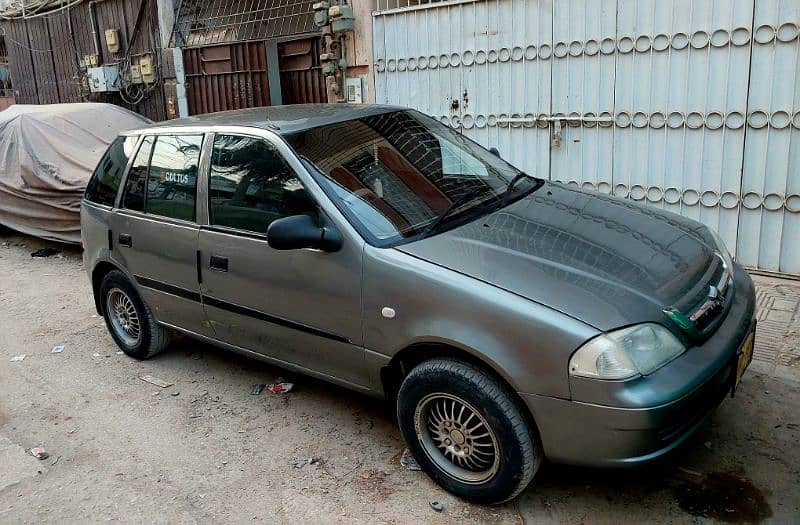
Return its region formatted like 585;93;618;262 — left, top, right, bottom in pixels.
522;265;756;467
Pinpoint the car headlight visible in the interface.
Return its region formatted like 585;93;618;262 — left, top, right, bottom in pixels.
569;323;686;380
708;228;734;270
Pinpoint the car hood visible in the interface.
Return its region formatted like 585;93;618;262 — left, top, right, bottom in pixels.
397;182;722;331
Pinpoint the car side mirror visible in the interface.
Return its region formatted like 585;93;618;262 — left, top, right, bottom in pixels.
489;147;501;157
267;214;343;252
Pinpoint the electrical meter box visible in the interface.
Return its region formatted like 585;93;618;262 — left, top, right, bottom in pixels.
345;77;363;103
105;29;120;53
129;64;143;84
139;55;155;83
87;65;120;92
329;4;354;32
313;1;329;27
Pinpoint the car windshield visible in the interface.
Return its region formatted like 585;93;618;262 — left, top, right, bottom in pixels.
286;109;540;247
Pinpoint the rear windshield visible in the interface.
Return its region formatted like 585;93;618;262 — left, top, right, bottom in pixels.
84;136;138;207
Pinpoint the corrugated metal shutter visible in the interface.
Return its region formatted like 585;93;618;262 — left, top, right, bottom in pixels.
373;0;800;275
278;38;327;104
184;42;271;115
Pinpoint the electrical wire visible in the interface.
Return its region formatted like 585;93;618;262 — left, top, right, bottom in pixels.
0;0;83;20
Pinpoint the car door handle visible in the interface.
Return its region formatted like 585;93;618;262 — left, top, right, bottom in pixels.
209;255;228;272
118;233;132;248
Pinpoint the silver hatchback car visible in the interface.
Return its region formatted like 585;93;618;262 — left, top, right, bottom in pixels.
81;104;756;504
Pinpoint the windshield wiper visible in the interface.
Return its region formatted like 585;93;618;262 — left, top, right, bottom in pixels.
418;186;491;240
501;172;540;207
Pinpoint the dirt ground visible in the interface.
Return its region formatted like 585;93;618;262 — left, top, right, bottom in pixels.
1;228;799;524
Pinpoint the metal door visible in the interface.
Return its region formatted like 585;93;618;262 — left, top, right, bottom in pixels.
373;0;800;275
737;0;799;273
373;0;553;179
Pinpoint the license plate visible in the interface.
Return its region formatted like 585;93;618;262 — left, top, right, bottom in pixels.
735;328;755;389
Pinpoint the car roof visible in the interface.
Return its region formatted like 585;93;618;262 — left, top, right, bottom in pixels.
137;104;406;135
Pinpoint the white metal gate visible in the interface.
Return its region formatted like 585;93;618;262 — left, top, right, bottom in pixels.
373;0;800;275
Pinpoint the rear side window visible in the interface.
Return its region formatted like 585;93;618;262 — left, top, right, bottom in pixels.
84;136;137;206
208;134;312;233
145;135;203;221
122;136;154;212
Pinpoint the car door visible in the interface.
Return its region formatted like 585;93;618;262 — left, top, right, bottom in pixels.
112;133;212;337
197;132;367;387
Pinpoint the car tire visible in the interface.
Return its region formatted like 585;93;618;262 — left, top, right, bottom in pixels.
99;270;171;359
397;358;542;504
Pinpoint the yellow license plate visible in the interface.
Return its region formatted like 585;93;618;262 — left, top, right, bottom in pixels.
736;329;755;388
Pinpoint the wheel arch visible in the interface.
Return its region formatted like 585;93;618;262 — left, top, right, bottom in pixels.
381;342;539;429
384;342;545;466
91;260;123;315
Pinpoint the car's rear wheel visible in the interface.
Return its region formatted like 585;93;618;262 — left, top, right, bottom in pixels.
100;270;170;359
397;358;542;504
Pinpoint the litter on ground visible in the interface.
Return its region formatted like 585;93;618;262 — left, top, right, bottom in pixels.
138;375;174;388
9;354;26;362
30;447;49;460
428;497;444;512
30;248;59;258
400;448;422;471
268;379;294;394
51;345;65;353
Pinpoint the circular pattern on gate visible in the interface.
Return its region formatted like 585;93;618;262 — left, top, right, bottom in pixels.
650;112;666;128
771;111;791;129
726;112;745;129
375;27;767;74
653;34;670;51
777;22;799;42
672;32;690;50
786;195;800;213
731;27;751;46
754;24;776;44
618;36;634;53
683;189;700;206
720;192;739;209
630;185;647;201
686;112;704;129
647;186;663;202
710;29;729;47
701;190;719;207
706;112;724;130
635;35;651;53
664;187;681;204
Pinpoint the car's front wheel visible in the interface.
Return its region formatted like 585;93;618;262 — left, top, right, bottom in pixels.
99;270;171;359
397;358;542;504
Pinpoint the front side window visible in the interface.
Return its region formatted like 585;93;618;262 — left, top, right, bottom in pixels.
144;135;203;221
287;110;539;247
209;134;313;233
85;136;138;206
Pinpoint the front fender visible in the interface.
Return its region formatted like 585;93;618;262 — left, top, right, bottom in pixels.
362;246;598;398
